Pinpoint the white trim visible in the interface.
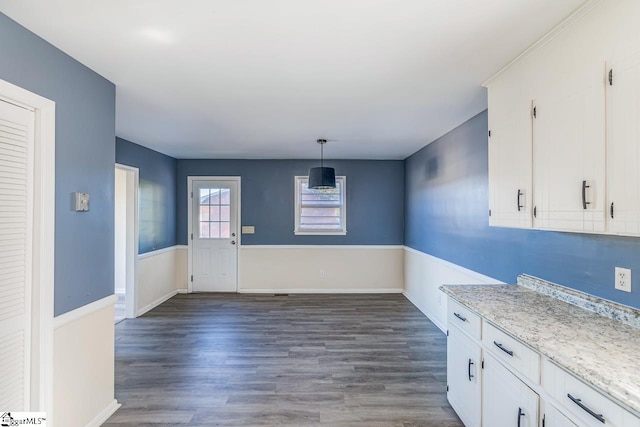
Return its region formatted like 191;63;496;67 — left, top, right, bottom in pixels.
138;245;179;259
240;245;404;250
84;399;121;427
177;288;189;294
402;290;447;334
403;246;503;284
0;78;55;420
175;245;188;250
54;295;118;330
137;289;178;317
187;176;241;293
239;288;403;294
294;175;347;235
114;163;139;320
482;0;604;87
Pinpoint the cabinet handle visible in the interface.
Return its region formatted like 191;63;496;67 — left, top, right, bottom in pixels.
568;394;605;423
582;180;591;210
517;189;524;212
517;407;525;427
610;202;614;219
493;341;514;356
454;312;467;322
468;358;474;381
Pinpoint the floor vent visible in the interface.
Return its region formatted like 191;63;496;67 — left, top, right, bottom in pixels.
273;294;289;297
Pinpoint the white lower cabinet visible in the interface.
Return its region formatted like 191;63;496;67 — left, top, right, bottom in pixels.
482;352;539;427
447;324;482;427
542;401;578;427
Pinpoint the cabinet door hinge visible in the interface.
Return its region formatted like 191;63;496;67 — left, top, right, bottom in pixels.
532;106;537;118
542;414;546;427
609;69;613;86
446;385;449;392
190;275;193;282
191;233;193;240
533;206;537;218
481;359;485;369
191;191;193;198
489;209;492;217
488;130;491;138
446;330;449;336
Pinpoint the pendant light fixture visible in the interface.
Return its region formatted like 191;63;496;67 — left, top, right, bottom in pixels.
308;138;336;189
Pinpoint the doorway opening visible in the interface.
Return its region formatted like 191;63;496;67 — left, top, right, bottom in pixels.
114;164;138;321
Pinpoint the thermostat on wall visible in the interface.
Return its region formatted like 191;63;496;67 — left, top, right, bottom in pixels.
74;192;90;211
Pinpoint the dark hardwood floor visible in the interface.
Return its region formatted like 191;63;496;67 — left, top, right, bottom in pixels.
104;293;463;427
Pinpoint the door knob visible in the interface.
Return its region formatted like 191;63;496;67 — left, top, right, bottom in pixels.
231;240;236;245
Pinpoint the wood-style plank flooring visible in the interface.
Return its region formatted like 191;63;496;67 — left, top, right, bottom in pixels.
104;293;463;427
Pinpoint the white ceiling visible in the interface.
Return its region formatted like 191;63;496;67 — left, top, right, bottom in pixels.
0;0;587;159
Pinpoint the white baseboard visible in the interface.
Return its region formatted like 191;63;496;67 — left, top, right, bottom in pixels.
177;288;189;294
85;399;120;427
402;290;447;334
238;288;403;294
137;289;178;316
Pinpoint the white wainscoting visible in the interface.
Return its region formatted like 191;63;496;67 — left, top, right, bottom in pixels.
53;295;120;427
238;245;404;293
403;247;503;333
137;246;180;316
175;245;189;293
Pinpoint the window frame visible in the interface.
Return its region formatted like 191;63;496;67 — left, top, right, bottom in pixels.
294;175;347;235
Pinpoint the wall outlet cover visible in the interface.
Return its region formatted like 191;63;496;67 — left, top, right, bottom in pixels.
615;267;631;292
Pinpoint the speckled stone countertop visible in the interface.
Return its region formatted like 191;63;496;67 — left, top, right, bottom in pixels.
440;281;640;416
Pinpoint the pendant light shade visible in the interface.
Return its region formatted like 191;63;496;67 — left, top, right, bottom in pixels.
308;139;336;189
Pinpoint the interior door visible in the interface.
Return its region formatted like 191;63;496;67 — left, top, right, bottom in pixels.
191;179;238;292
0;98;35;410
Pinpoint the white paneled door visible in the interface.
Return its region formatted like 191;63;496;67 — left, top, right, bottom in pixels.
0;99;34;410
191;179;238;292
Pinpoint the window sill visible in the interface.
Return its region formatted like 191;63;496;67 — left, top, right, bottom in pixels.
294;230;347;236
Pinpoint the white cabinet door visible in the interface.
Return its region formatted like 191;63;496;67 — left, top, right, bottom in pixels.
606;50;640;235
543;401;578;427
482;353;538;427
488;76;534;229
532;61;606;232
447;325;482;427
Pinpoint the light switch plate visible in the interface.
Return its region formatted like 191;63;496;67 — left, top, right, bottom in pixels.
242;226;255;234
74;192;90;212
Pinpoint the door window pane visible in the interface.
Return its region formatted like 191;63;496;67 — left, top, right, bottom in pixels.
198;186;232;239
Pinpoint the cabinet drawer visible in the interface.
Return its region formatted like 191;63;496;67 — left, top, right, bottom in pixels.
447;299;481;341
543;359;639;427
483;322;540;384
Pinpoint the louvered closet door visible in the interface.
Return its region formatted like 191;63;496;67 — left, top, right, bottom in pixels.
0;99;34;411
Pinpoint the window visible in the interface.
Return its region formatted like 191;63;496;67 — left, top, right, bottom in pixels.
198;187;231;238
295;176;346;235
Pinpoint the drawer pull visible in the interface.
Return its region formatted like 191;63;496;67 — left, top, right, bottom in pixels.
468;358;474;381
517;407;525;427
494;341;514;356
568;394;605;423
454;312;467;322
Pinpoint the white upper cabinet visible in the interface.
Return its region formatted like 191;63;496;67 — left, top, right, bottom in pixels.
532;60;606;233
488;70;534;229
606;49;640;235
485;0;640;235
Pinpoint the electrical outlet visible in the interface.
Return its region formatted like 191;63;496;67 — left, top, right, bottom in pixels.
615;267;632;292
319;269;325;278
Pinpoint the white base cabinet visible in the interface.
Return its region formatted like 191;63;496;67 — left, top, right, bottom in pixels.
445;296;640;427
447;324;482;427
482;352;539;427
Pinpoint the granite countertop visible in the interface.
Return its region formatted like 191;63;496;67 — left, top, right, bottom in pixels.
440;282;640;416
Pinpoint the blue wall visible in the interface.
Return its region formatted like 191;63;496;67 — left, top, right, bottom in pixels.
115;138;177;254
176;159;404;245
405;110;640;309
0;14;116;315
